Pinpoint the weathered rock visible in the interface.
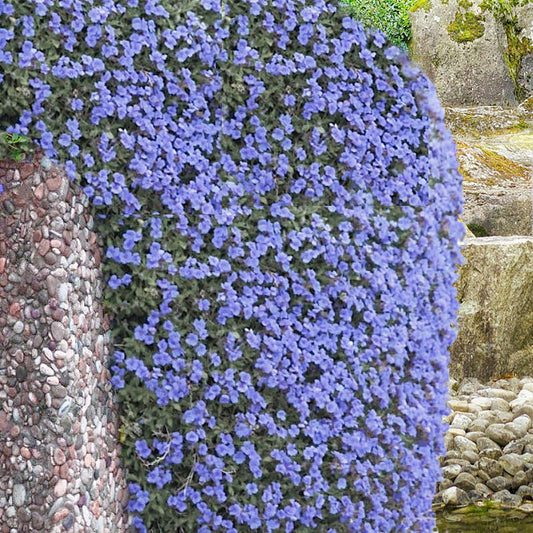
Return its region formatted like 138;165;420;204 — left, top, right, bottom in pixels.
409;0;517;106
437;480;455;498
445;458;473;469
515;4;533;100
0;156;128;533
449;427;466;438
486;476;511;492
454;472;478;491
442;464;462;480
485;423;517;447
492;489;522;508
514;403;533;419
506;414;531;439
465;431;485;443
469;418;490;432
471;397;492;410
517;485;533;499
461;450;479;464
451;413;473;431
475;482;491;497
477;457;503;478
447;399;470;412
510;389;533;411
437;377;533;510
511;468;533;490
450;237;533;380
479;447;503;460
503;439;525;455
461;177;532;237
441;486;470;507
480;388;516;402
499;453;525;476
491;399;511;413
493;410;514;424
12;484;25;507
444;106;533;237
455;435;478;453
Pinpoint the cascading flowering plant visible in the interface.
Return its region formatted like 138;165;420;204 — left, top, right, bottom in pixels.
0;0;463;531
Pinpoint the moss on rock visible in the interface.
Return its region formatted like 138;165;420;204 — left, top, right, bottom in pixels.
455;140;530;186
521;95;533;111
504;29;532;102
478;146;530;180
447;10;486;42
410;0;432;12
479;0;533;102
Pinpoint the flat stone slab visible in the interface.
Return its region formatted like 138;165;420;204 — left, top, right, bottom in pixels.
443;106;533;237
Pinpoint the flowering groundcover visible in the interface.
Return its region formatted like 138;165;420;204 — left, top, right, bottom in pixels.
0;0;463;531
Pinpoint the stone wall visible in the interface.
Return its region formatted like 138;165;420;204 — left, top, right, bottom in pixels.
0;154;129;532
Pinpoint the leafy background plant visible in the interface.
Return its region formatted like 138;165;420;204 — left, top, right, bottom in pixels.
1;131;30;161
341;0;418;50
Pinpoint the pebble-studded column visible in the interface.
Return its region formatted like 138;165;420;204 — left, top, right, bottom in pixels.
0;153;129;532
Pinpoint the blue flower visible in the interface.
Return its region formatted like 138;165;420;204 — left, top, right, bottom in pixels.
135;440;152;459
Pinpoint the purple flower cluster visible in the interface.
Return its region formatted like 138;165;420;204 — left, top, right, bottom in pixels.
0;0;463;531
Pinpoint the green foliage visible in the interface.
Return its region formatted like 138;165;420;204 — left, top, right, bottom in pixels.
341;0;418;50
1;132;31;161
466;223;490;237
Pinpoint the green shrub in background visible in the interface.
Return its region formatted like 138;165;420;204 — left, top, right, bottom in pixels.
341;0;417;50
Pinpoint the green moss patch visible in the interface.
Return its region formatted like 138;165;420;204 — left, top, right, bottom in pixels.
504;29;532;102
410;0;432;12
447;11;485;42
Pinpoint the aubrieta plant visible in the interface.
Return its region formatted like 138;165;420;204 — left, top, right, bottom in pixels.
0;0;463;531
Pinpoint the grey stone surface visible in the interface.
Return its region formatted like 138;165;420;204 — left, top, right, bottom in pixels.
492;489;522;508
409;0;517;106
516;4;533;100
506;414;531;438
455;435;478;453
486;423;516;447
454;472;478;491
499;453;525;476
443;464;462;480
486;476;511;492
441;486;470;506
